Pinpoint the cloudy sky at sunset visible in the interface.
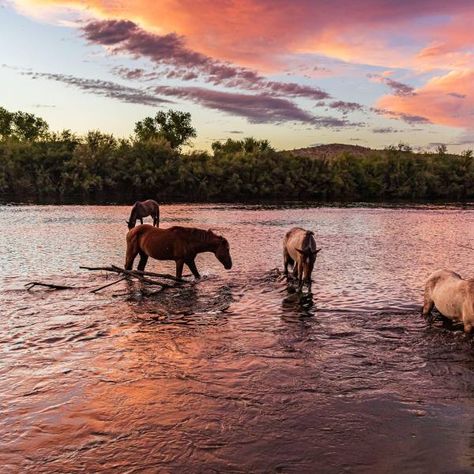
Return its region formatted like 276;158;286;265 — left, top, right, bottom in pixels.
1;0;473;151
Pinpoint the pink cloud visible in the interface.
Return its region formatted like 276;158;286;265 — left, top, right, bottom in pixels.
14;0;474;70
377;70;474;129
82;19;330;101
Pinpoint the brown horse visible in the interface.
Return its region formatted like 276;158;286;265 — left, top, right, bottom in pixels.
125;224;232;279
283;227;321;290
127;200;160;229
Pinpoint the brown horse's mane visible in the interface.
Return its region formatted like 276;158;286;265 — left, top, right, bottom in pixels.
168;226;224;243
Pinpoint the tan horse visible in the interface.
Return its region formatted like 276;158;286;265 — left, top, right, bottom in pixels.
125;224;232;279
127;200;160;229
423;269;474;333
283;227;321;290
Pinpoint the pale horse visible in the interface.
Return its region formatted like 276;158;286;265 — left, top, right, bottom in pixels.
423;269;474;333
283;227;321;290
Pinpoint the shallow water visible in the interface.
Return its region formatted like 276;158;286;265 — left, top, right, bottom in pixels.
1;204;474;473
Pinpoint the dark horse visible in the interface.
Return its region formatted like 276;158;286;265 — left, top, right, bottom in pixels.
125;224;232;279
127;200;160;229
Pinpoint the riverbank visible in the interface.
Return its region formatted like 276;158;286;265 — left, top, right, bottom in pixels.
1;138;473;204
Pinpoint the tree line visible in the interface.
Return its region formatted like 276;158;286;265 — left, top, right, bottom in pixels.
0;106;473;203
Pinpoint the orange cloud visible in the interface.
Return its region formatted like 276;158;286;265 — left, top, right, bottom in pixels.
12;0;474;131
377;70;474;129
13;0;474;71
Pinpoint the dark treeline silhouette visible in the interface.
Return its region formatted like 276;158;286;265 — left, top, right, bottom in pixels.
0;106;473;204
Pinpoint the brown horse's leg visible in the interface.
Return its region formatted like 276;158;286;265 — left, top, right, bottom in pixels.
140;218;143;225
176;259;184;279
125;234;139;270
186;259;201;279
137;252;149;271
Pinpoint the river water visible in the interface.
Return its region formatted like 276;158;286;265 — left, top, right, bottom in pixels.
1;204;473;473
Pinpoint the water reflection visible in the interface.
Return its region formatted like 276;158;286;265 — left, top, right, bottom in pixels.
0;204;473;472
282;290;315;317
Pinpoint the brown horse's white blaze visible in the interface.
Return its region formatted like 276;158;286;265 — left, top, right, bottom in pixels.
126;199;160;229
125;224;232;279
283;227;321;290
423;269;474;333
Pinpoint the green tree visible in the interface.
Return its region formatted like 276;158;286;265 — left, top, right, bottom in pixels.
134;109;196;150
0;107;14;140
12;111;49;141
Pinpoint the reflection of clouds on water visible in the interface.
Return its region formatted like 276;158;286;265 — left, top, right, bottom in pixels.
1;204;474;471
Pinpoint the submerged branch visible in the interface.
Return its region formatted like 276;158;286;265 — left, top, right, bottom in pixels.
80;265;188;282
80;264;185;290
24;264;184;295
25;281;77;291
90;276;127;293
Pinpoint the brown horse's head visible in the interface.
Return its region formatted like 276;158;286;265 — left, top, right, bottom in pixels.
295;247;321;283
126;219;135;230
214;235;232;270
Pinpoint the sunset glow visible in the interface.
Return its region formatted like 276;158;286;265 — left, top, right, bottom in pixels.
2;0;473;150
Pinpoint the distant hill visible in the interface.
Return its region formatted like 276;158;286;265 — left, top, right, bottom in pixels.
286;143;465;160
287;143;379;159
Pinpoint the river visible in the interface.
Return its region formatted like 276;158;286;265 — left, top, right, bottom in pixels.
1;204;473;472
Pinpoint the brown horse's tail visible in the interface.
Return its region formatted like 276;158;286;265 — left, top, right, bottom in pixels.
125;225;144;270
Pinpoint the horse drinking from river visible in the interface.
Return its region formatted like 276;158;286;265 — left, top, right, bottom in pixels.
423;269;474;333
283;227;321;290
127;200;160;229
125;224;232;279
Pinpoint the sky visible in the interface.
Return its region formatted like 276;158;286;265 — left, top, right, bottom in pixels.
1;0;473;152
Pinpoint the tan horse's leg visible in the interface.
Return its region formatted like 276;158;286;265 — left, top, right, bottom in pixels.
283;249;293;275
297;261;304;291
462;302;473;334
422;286;434;318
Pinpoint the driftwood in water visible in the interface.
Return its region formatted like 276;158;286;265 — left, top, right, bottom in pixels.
25;281;76;291
25;264;182;295
79;264;190;292
90;276;128;293
79;265;188;282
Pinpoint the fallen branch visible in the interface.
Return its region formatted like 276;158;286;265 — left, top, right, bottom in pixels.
80;264;183;290
80;265;188;282
115;267;174;288
25;281;76;291
90;276;127;293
